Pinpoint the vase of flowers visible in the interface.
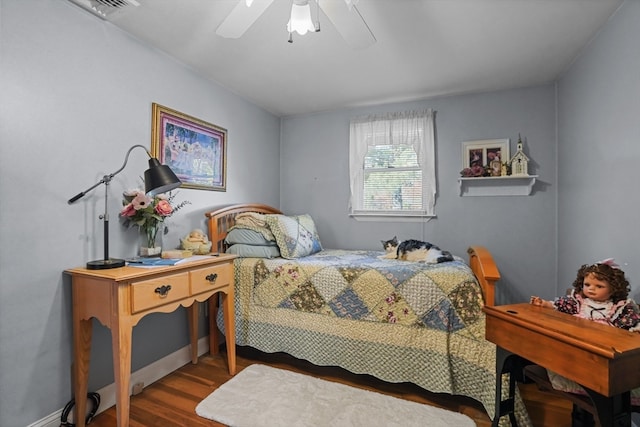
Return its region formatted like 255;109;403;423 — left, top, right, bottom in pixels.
120;189;190;257
138;222;163;257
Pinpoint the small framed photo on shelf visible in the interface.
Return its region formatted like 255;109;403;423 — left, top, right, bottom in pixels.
151;103;227;192
461;139;510;171
489;159;502;176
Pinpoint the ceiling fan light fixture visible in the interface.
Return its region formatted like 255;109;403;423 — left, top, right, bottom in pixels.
287;0;316;36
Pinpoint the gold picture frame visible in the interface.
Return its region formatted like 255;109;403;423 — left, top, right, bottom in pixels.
151;103;227;191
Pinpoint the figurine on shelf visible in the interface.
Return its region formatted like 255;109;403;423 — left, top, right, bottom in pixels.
180;228;212;255
509;134;530;176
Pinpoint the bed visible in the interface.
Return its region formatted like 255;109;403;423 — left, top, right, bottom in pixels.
205;203;530;426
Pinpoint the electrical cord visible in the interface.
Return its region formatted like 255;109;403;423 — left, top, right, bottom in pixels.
60;392;100;427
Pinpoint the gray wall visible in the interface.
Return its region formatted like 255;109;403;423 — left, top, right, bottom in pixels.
557;0;640;300
281;0;640;305
281;85;558;305
0;0;280;425
2;0;639;425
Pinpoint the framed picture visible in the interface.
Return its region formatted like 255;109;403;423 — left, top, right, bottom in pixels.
461;139;510;170
151;103;227;191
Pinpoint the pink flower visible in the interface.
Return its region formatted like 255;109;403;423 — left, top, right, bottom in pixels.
120;203;136;217
155;199;173;216
132;194;152;210
119;187;190;235
460;168;474;177
123;189;144;203
461;165;487;177
470;164;485;176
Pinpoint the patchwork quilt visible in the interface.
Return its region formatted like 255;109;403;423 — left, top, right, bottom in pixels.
251;250;484;331
219;249;531;427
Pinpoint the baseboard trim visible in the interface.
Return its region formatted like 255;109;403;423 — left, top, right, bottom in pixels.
28;337;210;427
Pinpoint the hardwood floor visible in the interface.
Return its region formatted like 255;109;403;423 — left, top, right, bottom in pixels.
88;347;572;426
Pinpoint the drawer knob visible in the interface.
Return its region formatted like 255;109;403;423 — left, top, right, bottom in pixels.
154;285;172;297
206;273;218;283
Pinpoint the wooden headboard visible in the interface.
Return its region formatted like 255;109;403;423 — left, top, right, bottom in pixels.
204;203;500;306
204;203;282;254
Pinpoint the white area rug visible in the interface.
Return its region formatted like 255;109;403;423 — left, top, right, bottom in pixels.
196;364;476;427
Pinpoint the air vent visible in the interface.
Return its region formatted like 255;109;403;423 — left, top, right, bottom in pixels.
68;0;140;20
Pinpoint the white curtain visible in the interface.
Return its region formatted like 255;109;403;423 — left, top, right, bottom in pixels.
349;109;435;216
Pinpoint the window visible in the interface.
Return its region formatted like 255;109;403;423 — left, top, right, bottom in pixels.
349;109;435;219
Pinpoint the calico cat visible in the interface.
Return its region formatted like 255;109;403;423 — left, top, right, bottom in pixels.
379;236;454;264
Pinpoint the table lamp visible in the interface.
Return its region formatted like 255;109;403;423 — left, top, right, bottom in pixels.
68;144;182;269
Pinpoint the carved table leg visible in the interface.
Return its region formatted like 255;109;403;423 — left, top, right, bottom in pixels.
208;295;220;355
73;317;92;427
187;303;199;364
112;319;133;427
221;288;236;375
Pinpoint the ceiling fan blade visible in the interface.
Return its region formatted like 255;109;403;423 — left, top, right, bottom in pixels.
320;0;375;49
216;0;275;39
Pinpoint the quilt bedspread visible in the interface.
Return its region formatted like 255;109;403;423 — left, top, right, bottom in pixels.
220;249;531;426
251;250;484;331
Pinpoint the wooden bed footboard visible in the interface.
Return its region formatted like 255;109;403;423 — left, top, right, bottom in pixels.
467;246;500;307
204;204;500;306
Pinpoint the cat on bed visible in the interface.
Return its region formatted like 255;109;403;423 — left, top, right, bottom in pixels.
379;236;454;264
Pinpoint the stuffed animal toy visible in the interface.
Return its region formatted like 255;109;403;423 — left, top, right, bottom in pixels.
180;228;212;255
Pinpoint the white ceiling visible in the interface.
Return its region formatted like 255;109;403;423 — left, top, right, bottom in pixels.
92;0;623;117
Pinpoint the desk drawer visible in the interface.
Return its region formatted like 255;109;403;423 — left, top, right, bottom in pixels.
131;273;189;313
190;262;232;295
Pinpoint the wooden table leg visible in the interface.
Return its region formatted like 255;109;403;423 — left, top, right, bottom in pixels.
187;304;199;364
112;320;133;427
73;317;92;427
221;288;236;375
208;296;220;355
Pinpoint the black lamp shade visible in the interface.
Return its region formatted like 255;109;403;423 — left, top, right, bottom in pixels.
144;158;182;196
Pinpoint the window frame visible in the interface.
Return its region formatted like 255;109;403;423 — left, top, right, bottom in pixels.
349;109;436;221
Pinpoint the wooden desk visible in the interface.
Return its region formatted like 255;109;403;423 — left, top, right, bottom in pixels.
484;303;640;427
66;254;237;427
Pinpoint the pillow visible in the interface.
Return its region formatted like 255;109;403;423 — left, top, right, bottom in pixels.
225;227;277;246
547;370;587;396
226;244;281;258
265;214;322;259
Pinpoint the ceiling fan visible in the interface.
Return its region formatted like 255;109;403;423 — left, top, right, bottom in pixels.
216;0;376;49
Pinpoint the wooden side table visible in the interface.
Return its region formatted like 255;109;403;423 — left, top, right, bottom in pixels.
66;254;237;427
484;303;640;427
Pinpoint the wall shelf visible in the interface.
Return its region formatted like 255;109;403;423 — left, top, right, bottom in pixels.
458;175;538;196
